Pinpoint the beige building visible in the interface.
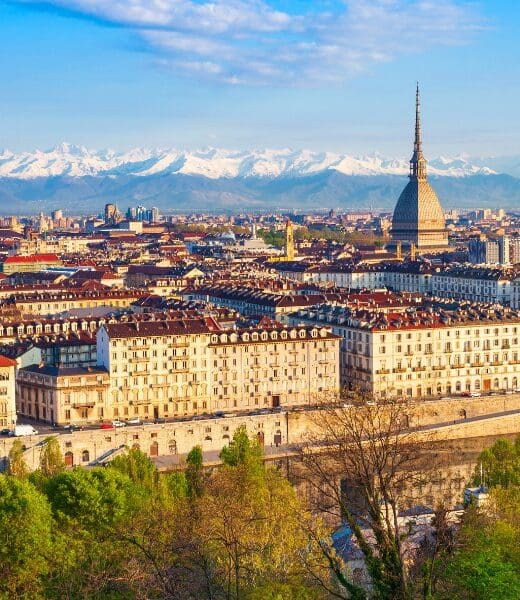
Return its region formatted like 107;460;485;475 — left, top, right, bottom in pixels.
17;366;110;425
0;356;17;428
289;303;520;399
96;318;340;421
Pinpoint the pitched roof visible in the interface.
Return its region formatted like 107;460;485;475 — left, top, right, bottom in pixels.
3;254;61;264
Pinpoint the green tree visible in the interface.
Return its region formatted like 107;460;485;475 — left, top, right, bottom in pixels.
472;437;520;489
39;436;65;478
109;446;160;495
0;475;53;598
186;445;204;498
7;439;29;478
220;425;263;473
437;491;520;599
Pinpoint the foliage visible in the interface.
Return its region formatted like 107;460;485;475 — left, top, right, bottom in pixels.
39;436;65;478
185;444;204;498
7;439;29;478
472;436;520;489
220;424;263;473
436;487;520;599
0;475;53;598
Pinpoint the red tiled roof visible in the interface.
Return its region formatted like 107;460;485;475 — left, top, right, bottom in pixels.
0;355;17;367
3;254;61;264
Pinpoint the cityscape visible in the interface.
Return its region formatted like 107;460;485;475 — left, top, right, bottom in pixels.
1;1;520;599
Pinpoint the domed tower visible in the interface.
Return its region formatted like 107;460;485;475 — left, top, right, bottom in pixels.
391;85;448;251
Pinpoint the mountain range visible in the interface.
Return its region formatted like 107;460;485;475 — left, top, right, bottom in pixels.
0;144;519;213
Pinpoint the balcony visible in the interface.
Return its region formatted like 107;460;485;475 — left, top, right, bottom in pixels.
376;369;390;374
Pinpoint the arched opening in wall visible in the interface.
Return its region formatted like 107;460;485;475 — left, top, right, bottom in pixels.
503;378;509;390
204;436;212;442
257;431;265;447
222;434;230;443
513;377;518;390
446;383;452;394
81;450;90;463
436;384;442;395
168;439;177;455
455;381;462;393
65;451;74;468
465;380;471;391
274;430;282;446
493;378;500;389
474;380;481;390
149;441;159;457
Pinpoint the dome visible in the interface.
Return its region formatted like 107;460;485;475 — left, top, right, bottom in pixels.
392;179;446;233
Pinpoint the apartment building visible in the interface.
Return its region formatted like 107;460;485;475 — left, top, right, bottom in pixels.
288;302;520;400
17;366;110;425
1;253;62;274
95;317;339;422
0;356;17;428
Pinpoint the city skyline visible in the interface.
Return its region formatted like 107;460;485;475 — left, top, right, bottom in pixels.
1;1;519;156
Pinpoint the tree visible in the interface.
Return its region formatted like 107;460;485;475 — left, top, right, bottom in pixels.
109;446;161;496
220;425;263;473
0;475;54;598
436;487;520;599
299;397;436;599
186;445;204;498
39;436;65;478
8;439;29;478
472;436;520;489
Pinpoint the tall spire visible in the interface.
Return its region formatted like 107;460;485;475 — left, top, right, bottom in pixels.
410;82;427;180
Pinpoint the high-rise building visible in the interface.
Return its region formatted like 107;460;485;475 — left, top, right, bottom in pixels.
469;235;511;265
391;85;448;251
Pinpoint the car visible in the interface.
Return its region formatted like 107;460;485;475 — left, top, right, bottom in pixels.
505;390;514;395
154;417;166;424
470;392;481;397
63;424;82;431
126;418;141;425
0;428;11;436
112;420;126;428
100;423;114;430
142;421;154;426
213;411;226;418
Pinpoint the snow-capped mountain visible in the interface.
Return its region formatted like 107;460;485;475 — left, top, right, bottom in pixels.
0;144;498;180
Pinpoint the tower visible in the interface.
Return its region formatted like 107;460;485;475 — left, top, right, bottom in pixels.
285;219;295;261
391;85;448;251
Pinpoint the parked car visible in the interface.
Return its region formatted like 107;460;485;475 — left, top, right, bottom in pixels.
470;392;481;397
0;428;11;436
9;424;38;437
63;424;82;431
100;423;114;430
126;418;141;425
112;420;126;428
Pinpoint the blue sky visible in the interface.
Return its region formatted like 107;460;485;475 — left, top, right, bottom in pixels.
1;1;519;156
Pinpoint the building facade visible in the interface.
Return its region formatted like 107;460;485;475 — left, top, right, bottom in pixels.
288;303;520;400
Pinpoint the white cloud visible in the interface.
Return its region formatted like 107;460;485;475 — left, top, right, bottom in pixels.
17;0;484;85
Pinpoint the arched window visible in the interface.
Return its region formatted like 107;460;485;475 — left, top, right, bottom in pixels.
168;439;177;454
493;378;499;389
455;381;462;392
81;450;90;463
